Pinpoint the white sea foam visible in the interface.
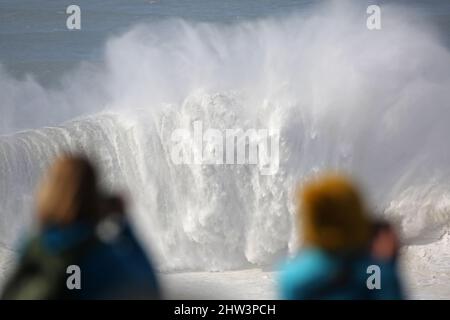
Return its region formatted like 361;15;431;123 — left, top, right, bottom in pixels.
0;3;449;298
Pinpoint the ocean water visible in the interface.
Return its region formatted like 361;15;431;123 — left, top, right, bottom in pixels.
1;0;450;89
1;0;450;298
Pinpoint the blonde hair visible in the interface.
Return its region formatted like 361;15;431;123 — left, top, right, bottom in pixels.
298;174;371;253
36;154;100;226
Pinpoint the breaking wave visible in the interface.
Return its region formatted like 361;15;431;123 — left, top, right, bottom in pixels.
1;2;450;271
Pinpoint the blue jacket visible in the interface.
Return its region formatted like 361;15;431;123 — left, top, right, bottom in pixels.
278;248;403;300
30;219;160;299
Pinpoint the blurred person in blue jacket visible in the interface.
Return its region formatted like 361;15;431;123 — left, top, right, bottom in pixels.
1;154;160;300
279;174;404;300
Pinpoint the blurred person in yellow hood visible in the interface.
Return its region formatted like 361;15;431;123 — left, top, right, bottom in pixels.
278;174;404;300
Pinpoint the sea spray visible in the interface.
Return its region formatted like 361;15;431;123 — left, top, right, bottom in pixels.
0;3;450;272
